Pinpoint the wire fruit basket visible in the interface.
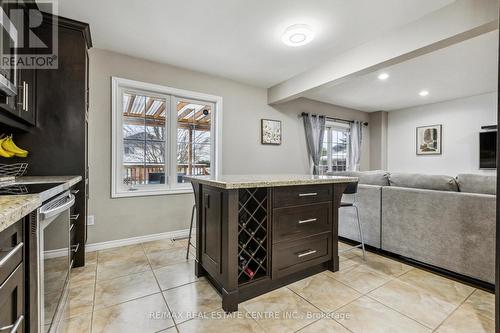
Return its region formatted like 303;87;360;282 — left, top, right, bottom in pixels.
0;163;28;177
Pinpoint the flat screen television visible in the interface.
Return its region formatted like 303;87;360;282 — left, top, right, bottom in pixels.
479;131;497;169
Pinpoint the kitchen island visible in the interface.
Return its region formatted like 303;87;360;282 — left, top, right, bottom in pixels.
185;174;357;312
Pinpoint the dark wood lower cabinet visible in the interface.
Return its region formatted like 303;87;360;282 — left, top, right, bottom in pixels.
191;182;349;312
0;218;26;333
0;265;24;333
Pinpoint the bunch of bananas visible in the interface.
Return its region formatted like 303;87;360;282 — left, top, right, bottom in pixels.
0;135;28;158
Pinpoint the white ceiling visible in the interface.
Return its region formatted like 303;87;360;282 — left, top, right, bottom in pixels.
304;30;499;112
53;0;454;87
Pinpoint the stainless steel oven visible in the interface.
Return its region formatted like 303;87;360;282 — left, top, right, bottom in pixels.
37;191;75;333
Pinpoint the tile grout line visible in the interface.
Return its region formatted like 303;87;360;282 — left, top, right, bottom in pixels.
89;251;99;333
431;288;478;332
142;240;179;332
364;268;478;331
363;293;435;330
327;255;439;331
360;266;415;296
286;281;357;333
286;284;358;333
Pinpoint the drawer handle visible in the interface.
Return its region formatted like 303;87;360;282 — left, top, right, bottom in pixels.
0;314;24;333
0;242;23;268
298;192;317;197
297;249;317;258
298;218;317;224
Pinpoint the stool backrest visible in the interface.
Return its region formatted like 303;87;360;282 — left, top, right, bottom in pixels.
344;181;359;195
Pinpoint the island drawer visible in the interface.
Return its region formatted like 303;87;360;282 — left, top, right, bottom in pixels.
273;202;331;243
272;233;332;279
0;220;24;286
273;184;332;208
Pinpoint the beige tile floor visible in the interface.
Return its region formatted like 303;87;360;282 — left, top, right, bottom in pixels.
59;239;495;333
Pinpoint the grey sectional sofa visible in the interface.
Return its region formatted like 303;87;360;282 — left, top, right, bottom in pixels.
331;170;496;284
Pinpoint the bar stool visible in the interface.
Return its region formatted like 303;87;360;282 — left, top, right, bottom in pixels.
185;204;196;259
339;181;366;260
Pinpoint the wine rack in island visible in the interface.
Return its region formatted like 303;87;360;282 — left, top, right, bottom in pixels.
238;187;269;284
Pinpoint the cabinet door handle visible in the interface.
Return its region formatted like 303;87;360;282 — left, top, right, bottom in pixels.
24;82;28;112
298;218;317;224
0;242;23;268
0;314;24;332
298;192;317;197
297;249;317;258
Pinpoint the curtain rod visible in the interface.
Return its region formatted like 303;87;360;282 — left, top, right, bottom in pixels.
300;112;368;126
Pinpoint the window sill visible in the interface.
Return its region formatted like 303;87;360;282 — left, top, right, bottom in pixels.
112;187;193;198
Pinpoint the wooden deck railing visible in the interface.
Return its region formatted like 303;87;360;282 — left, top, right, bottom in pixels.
123;163;210;185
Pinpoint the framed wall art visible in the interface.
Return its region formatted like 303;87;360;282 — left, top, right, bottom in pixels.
416;124;442;155
261;119;282;145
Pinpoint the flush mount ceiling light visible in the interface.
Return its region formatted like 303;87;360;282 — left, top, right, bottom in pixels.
419;90;429;97
377;73;390;81
282;24;314;47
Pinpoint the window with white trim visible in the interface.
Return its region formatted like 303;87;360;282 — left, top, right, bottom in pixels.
112;77;221;197
319;121;350;174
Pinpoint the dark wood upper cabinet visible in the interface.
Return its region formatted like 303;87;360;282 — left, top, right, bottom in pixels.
0;0;37;128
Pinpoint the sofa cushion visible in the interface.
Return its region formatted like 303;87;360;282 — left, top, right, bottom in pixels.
457;174;496;195
388;173;458;192
329;170;389;186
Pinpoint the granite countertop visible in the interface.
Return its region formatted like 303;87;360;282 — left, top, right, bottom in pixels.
184;174;358;189
0;175;82;233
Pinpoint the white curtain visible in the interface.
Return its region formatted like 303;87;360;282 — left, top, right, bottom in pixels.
303;114;326;175
348;121;363;171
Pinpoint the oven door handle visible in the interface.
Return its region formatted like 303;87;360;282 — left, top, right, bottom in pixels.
40;194;75;220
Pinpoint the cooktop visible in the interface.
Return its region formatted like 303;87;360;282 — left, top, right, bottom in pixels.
0;182;66;195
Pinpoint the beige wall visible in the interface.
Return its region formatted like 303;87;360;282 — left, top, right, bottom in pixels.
88;48;369;244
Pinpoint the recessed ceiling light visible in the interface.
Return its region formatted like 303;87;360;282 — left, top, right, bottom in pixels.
419;90;429;97
282;24;314;47
377;73;389;81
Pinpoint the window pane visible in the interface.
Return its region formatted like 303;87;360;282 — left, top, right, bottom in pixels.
332;128;349;172
123;116;145;140
122;92;167;189
319;129;329;174
123;140;144;163
145;165;166;184
145;97;166;141
145;141;165;164
176;99;212;183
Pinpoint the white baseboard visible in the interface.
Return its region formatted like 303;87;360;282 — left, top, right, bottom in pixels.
85;228;196;252
43;228;196;258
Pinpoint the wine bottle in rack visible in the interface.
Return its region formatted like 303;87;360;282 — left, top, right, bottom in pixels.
254;236;265;245
239;255;255;278
248;243;261;257
238;239;248;249
254;257;265;266
239;255;248;268
245;267;255;278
